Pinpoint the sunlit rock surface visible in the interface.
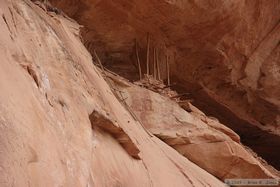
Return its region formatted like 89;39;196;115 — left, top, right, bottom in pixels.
0;0;227;186
50;0;280;135
113;77;277;180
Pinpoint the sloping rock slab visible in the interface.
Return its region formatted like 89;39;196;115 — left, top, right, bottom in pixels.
115;80;278;180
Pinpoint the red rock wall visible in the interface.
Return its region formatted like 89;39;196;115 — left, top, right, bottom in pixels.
50;0;280;134
0;0;227;186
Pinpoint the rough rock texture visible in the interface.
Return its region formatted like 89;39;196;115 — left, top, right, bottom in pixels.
50;0;280;135
112;76;278;180
89;110;140;159
0;0;230;186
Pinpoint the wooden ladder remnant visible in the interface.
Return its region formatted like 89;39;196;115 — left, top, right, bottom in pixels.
146;33;150;75
134;33;172;88
135;39;142;80
93;50;153;137
153;47;157;79
166;54;170;86
94;50;105;73
156;47;161;80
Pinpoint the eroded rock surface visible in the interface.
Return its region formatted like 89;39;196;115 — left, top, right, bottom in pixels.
0;0;227;186
50;0;280;136
89;110;140;159
113;78;278;180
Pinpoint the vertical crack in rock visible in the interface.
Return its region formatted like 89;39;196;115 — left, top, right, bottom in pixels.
89;110;140;159
20;63;41;88
2;14;12;34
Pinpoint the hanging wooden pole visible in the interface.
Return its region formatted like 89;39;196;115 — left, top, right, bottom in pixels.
135;39;142;80
166;55;170;86
156;48;161;80
146;33;150;75
94;50;105;73
153;47;156;79
93;50;153;138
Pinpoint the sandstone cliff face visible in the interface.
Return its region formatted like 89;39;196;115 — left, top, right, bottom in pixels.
50;0;280;135
1;0;280;186
112;75;277;180
0;0;228;186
